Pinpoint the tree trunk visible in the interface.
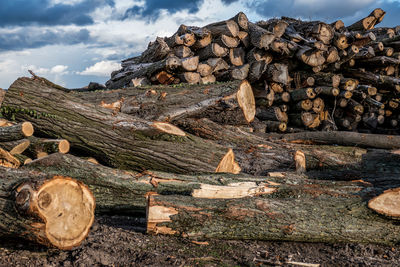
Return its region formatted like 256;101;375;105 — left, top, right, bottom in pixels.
146;174;400;245
1;77;267;174
0;169;95;249
248;22;275;49
205;20;239;37
0;139;30;155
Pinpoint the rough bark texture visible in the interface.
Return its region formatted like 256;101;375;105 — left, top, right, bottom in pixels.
147;175;400;245
2;77;234;174
0;169;95;249
0;122;34;142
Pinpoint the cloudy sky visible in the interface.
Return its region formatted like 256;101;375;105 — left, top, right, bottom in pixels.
0;0;399;89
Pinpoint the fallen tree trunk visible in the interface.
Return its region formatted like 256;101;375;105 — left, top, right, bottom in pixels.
71;80;256;125
147;178;400;245
267;131;400;149
3;77;241;174
0;168;95;249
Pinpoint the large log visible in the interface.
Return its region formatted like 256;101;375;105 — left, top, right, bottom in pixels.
0;169;95;249
205;20;239;37
74;80;255;125
146;174;400;245
3;77;249;174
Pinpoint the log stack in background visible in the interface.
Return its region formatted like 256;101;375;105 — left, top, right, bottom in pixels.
106;8;400;135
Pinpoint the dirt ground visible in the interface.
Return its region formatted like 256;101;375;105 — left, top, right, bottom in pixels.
1;215;400;267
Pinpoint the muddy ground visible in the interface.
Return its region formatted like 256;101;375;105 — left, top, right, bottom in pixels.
0;215;399;267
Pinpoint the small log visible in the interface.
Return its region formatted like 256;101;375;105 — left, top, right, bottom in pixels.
256;106;288;122
231;64;250;80
230;12;249;31
177;72;200;84
27;137;70;158
347;8;385;31
0;139;30;155
345;69;400;92
246;48;273;65
316;86;339;97
0;147;20;168
197;43;228;60
180;56;199;72
197;63;213;77
0;170;95;249
265;120;287;132
130;77;151;87
340;78;359;91
137;37;170;63
205;20;239;37
248;61;268;83
200;75;216;84
290;88;316;102
106;56;182;89
207;58;229;73
248;22;275;49
312;97;325;113
294;99;313;111
273;131;400;149
237;31;250;48
0;122;34;142
174;46;193;58
214;35;239;48
13;153;32;165
274;92;291;104
229;47;245;66
357;84;377;96
266;63;290;85
296;47;325;67
152;71;176;85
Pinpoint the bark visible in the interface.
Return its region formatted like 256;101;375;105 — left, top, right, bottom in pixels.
214;35;239;48
0;122;34;142
0;169;95;249
248;22;275;49
229;47;245;66
137;37;170;63
197;43;228;61
230;12;249;31
0;139;30;155
269;131;400;149
205;20;239;37
345;69;400;92
177;72;200;84
106;56;182;89
2;77;256;174
173;46;193;58
146;174;400;245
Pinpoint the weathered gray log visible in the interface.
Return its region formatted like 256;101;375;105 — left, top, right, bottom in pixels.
137;37;170;63
106;56;181;89
2;77;258;174
248;22;275;49
269;131;400;149
0;168;95;249
147;175;400;245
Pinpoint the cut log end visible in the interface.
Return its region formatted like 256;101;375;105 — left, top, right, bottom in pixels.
22;122;34;137
153;122;186;137
237;80;256;123
16;176;95;249
294;150;306;174
368;188;400;218
59;140;70;154
215;148;241;174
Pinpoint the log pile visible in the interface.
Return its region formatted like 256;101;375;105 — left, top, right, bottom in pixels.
2;8;400;250
106;9;400;134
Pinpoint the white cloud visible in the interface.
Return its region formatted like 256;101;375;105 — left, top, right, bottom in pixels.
78;60;120;77
51;65;69;74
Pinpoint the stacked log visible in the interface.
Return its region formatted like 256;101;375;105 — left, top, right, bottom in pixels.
105;8;399;134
